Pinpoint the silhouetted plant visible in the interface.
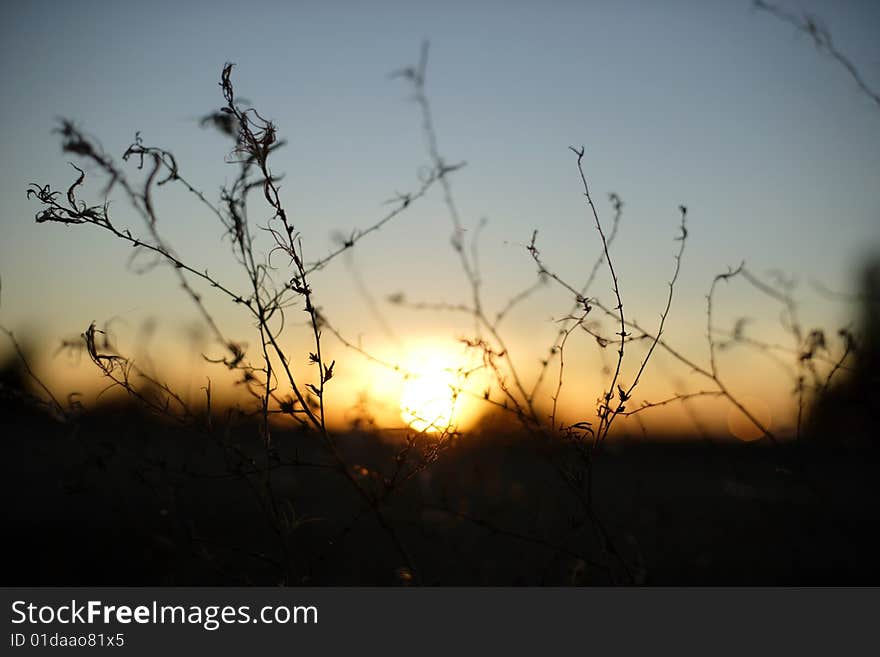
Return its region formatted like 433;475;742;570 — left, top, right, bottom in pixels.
754;0;880;109
24;61;466;584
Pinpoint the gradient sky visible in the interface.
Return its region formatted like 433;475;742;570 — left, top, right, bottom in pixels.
1;0;878;435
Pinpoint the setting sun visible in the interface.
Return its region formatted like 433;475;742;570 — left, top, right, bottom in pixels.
398;353;463;433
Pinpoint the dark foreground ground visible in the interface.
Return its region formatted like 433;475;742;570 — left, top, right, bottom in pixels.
2;396;879;586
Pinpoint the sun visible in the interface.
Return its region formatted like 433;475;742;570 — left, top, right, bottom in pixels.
399;356;461;434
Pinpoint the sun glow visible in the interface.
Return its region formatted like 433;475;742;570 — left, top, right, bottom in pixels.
399;352;464;433
727;396;773;442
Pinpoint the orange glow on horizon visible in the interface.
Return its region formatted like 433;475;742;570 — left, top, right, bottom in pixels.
727;396;773;442
2;332;802;441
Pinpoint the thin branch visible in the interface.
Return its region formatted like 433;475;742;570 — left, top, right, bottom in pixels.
755;0;880;109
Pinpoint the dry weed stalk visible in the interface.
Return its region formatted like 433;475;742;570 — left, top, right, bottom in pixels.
330;42;695;582
25;62;468;584
754;0;880;109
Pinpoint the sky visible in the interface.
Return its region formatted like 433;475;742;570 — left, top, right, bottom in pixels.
1;0;878;437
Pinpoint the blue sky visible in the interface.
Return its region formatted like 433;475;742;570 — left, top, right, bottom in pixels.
1;0;878;432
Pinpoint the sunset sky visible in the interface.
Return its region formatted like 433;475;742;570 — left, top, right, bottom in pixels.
1;0;878;437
